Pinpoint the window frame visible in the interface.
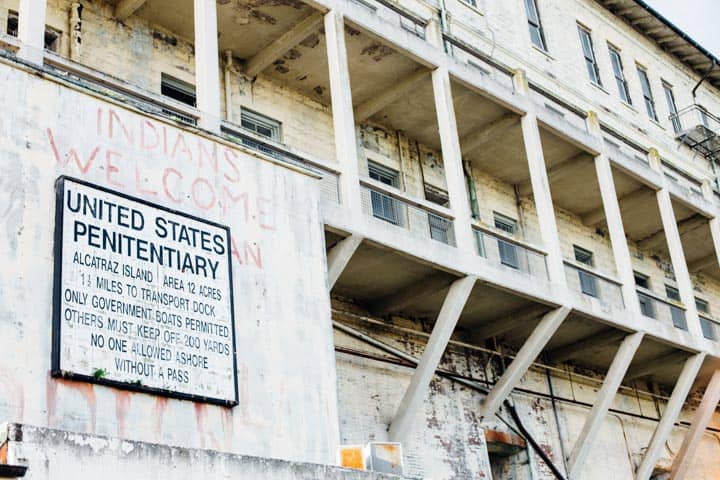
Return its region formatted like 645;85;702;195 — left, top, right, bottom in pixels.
524;0;547;51
160;73;197;108
577;25;602;86
608;45;631;104
573;245;598;297
637;66;658;121
493;212;520;269
240;108;282;141
662;81;681;133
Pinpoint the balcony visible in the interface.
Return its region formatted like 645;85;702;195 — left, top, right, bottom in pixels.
360;180;456;246
672;104;720;159
473;227;549;281
636;288;688;331
564;262;624;311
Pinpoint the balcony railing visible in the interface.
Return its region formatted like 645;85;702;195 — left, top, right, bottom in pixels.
360;181;456;246
636;289;688;331
564;262;624;310
350;0;428;39
671;104;720;158
474;227;549;281
530;85;588;135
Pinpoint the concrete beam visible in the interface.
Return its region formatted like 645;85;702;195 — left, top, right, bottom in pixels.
325;10;362;212
636;353;705;480
431;66;476;252
459;114;519;155
545;330;627;364
655;187;703;338
17;0;47;64
637;214;707;251
326;235;363;289
567;332;644;479
372;273;453;314
470;305;548;342
592;149;640;314
114;0;147;20
581;187;654;227
671;369;720;480
478;306;570;421
516;152;588;197
194;0;222;131
388;275;477;442
245;12;324;78
624;351;690;381
354;69;429;123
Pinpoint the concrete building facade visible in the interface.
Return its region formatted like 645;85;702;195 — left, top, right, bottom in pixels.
1;0;720;478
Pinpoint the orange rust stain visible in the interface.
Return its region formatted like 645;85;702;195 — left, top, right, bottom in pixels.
115;391;132;438
46;375;58;428
152;397;168;439
46;377;97;433
339;447;365;470
379;444;398;455
194;403;207;449
220;406;234;450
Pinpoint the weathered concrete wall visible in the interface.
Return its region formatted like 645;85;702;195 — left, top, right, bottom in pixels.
3;423;401;480
0;60;340;465
332;302;720;480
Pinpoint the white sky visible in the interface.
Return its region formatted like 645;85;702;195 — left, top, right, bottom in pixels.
645;0;720;58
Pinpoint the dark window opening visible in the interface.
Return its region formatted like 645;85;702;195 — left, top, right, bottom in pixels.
160;73;196;107
7;10;61;52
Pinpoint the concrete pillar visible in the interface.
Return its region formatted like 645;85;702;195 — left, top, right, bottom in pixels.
69;2;82;61
324;10;362;212
567;332;643;478
478;306;570;421
513;71;566;287
17;0;47;64
193;0;222;132
326;234;363;289
587;112;638;313
430;66;477;253
635;353;705;480
388;275;476;442
671;369;720;480
653;180;702;336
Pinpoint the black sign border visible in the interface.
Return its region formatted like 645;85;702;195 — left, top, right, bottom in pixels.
52;176;239;407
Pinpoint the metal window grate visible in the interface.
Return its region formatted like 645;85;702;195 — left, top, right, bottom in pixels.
240;108;281;141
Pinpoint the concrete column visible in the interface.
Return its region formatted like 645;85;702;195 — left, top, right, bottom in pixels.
513;70;566;287
479;306;570;421
326;234;363;289
586;112;638;313
193;0;222;132
388;275;476;442
655;188;702;337
567;332;644;478
671;369;720;480
17;0;47;64
635;353;705;480
430;66;477;253
324;10;362;212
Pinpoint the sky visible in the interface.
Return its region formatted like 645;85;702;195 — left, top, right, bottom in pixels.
645;0;720;58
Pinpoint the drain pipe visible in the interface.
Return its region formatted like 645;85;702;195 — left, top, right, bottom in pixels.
463;160;480;220
692;58;716;101
333;321;568;480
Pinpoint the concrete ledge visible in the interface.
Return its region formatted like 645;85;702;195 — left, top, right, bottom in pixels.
3;424;406;480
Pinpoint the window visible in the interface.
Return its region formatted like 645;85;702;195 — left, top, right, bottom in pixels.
161;73;196;107
574;246;598;297
634;272;650;289
578;26;601;86
241;108;281;141
608;46;631;104
368;161;402;226
637;67;658;121
697;299;716;340
696;298;710;314
7;10;61;52
494;213;519;269
662;81;681;133
524;0;546;51
665;286;687;330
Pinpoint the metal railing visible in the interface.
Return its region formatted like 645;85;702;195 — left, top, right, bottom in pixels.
671;104;720;157
636;289;688;331
351;0;427;39
700;314;720;341
530;85;588;135
564;262;624;310
474;227;549;280
442;34;516;92
360;183;456;246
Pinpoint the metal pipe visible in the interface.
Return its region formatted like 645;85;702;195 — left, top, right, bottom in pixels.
692;58;717;101
463;160;480;220
545;367;570;474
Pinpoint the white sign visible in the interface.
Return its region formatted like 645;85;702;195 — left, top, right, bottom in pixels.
52;177;237;406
